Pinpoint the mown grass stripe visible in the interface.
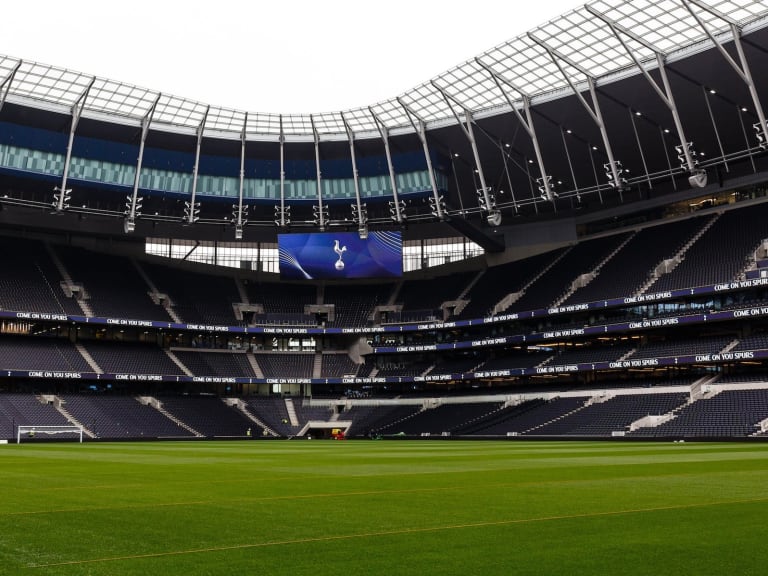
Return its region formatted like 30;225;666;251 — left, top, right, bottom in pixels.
26;496;768;569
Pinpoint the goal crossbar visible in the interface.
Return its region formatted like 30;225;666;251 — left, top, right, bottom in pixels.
17;425;83;444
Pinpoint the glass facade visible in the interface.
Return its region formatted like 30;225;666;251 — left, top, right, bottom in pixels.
0;143;444;201
403;237;484;272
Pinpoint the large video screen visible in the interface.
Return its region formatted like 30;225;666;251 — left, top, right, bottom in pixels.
278;231;402;280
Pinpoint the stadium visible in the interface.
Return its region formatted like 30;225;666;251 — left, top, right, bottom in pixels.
3;1;768;574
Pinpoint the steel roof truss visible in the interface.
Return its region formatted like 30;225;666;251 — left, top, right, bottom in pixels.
310;115;327;230
55;77;95;213
185;106;209;226
475;58;555;202
397;97;444;220
528;33;624;198
276;115;288;228
125;93;161;233
0;60;21;113
369;107;404;224
683;0;768;150
431;82;498;223
587;6;704;184
233;112;248;239
341;112;366;234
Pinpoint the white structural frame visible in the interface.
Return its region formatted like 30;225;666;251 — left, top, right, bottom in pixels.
0;1;762;141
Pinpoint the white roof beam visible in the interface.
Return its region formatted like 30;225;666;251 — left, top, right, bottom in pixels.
682;0;767;150
431;81;498;223
397;96;444;220
233;111;248;238
54;76;95;213
528;33;624;197
341;111;366;233
369;107;404;223
125;93;161;232
585;6;702;183
277;115;288;227
475;57;554;201
185;105;209;225
310;115;327;230
0;60;21;113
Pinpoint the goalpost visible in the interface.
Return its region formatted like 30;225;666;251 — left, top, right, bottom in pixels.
17;425;83;444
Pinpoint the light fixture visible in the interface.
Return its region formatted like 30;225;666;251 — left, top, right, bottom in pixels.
634;111;642;116
709;89;716;94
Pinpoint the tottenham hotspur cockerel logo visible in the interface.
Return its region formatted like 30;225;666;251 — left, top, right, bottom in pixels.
333;240;347;270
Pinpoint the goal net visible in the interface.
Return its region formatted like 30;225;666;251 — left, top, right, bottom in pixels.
17;425;83;444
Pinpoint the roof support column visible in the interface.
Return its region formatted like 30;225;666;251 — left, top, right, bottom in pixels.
370;108;404;224
0;60;21;114
54;77;94;213
655;52;704;185
431;82;499;225
310;115;327;230
523;98;554;202
124;93;160;233
341;112;366;237
234;113;248;239
475;58;555;203
683;0;767;149
276;115;289;227
528;34;625;198
397;97;444;220
585;6;706;187
587;76;625;199
184;106;209;225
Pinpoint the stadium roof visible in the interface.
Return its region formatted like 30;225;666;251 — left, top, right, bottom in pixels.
1;0;766;139
2;0;768;246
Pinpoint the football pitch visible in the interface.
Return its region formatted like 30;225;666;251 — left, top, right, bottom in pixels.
2;440;768;576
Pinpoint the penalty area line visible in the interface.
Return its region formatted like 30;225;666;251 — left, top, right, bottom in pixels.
26;496;768;569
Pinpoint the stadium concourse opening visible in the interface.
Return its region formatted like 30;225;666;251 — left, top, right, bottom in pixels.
1;1;768;441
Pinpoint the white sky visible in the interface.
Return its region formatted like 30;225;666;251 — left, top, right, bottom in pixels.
2;0;579;114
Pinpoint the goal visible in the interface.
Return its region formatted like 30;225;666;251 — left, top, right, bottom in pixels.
17;425;83;444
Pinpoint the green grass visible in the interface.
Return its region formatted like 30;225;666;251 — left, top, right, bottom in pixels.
2;440;768;575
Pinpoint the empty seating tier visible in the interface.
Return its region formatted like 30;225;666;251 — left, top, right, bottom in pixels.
0;237;81;315
54;246;171;321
